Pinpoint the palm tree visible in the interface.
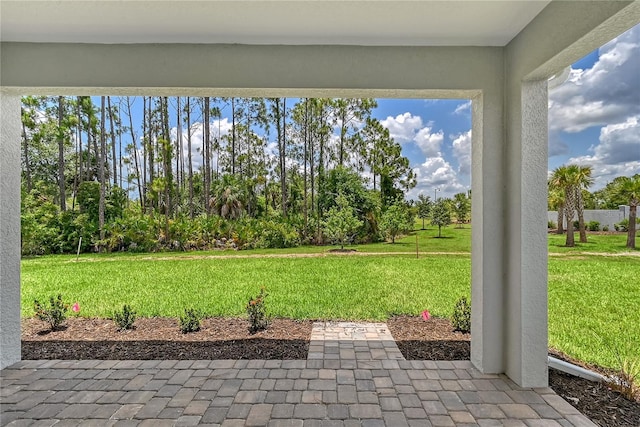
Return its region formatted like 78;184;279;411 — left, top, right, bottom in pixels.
614;175;640;249
574;165;593;243
211;175;245;220
550;165;579;247
548;185;564;234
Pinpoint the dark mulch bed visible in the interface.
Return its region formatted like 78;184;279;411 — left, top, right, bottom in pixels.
21;315;639;427
387;316;471;360
549;368;640;427
22;317;312;360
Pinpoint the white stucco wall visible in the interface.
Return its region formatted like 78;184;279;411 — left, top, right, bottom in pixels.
548;208;628;231
0;93;21;369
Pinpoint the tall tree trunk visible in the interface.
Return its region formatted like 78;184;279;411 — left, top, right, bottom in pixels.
141;97;148;211
339;108;347;167
627;204;637;249
107;96;118;187
86;127;93;181
274;98;287;217
98;97;107;251
76;97;83;190
126;97;144;211
147;97;155;211
556;204;564;234
246;103;251;182
309;102;316;219
21;114;33;193
564;186;575;247
204;97;211;215
576;188;587;243
91;110;100;182
281;98;287;216
162;97;171;237
303;99;309;234
118;122;123;190
176;97;183;191
186;97;194;219
57;96;67;211
231;97;236;175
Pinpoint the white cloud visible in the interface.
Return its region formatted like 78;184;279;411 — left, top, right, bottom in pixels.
454;100;471;115
407;156;466;200
414;126;444;157
549;25;640;133
380;112;423;143
565;116;640;189
172;118;232;171
451;130;472;175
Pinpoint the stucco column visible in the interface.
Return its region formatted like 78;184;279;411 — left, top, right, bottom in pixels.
470;89;506;375
0;93;21;369
504;79;549;387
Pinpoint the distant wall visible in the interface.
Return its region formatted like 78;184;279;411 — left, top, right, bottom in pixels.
547;206;630;230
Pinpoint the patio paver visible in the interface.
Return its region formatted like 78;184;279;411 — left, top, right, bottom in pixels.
1;323;597;426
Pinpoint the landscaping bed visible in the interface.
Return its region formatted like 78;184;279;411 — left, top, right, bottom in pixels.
21;315;639;427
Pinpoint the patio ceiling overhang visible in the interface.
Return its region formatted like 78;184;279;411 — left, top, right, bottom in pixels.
1;1;639;389
1;0;552;47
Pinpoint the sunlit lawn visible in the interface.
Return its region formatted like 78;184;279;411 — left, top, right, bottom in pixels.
21;225;639;369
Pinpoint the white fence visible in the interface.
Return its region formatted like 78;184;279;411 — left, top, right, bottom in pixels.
547;206;631;230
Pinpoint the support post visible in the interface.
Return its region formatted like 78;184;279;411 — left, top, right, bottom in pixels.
504;79;549;387
0;93;22;369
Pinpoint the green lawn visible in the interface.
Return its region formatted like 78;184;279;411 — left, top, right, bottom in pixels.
20;226;639;369
21;254;471;320
547;231;639;254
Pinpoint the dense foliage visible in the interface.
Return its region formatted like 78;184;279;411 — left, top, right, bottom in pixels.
20;96;426;255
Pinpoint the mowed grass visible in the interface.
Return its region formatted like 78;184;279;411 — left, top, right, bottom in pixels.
21;254;471;321
20;227;639;369
548;256;640;368
548;232;639;254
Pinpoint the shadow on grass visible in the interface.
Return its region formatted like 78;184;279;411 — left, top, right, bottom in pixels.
22;339;309;360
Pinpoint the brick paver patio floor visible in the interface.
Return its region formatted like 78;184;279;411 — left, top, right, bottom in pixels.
0;322;596;426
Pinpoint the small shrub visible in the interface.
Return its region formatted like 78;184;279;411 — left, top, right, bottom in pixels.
247;287;269;334
594;332;640;401
603;225;609;232
587;221;600;231
547;220;556;229
113;304;137;331
451;296;471;333
573;220;580;230
615;219;629;232
608;357;640;401
179;308;202;333
33;294;69;331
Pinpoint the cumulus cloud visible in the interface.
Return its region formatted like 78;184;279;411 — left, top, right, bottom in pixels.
414;126;444;157
565;116;640;189
380;112;423;143
549;25;640;133
451;130;472;175
407;156;466;200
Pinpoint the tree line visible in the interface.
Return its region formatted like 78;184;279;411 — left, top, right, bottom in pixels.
20;96;428;255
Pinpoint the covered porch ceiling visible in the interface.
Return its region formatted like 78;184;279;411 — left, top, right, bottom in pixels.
1;0;551;46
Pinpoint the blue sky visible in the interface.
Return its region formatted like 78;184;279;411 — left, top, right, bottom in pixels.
372;23;639;200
